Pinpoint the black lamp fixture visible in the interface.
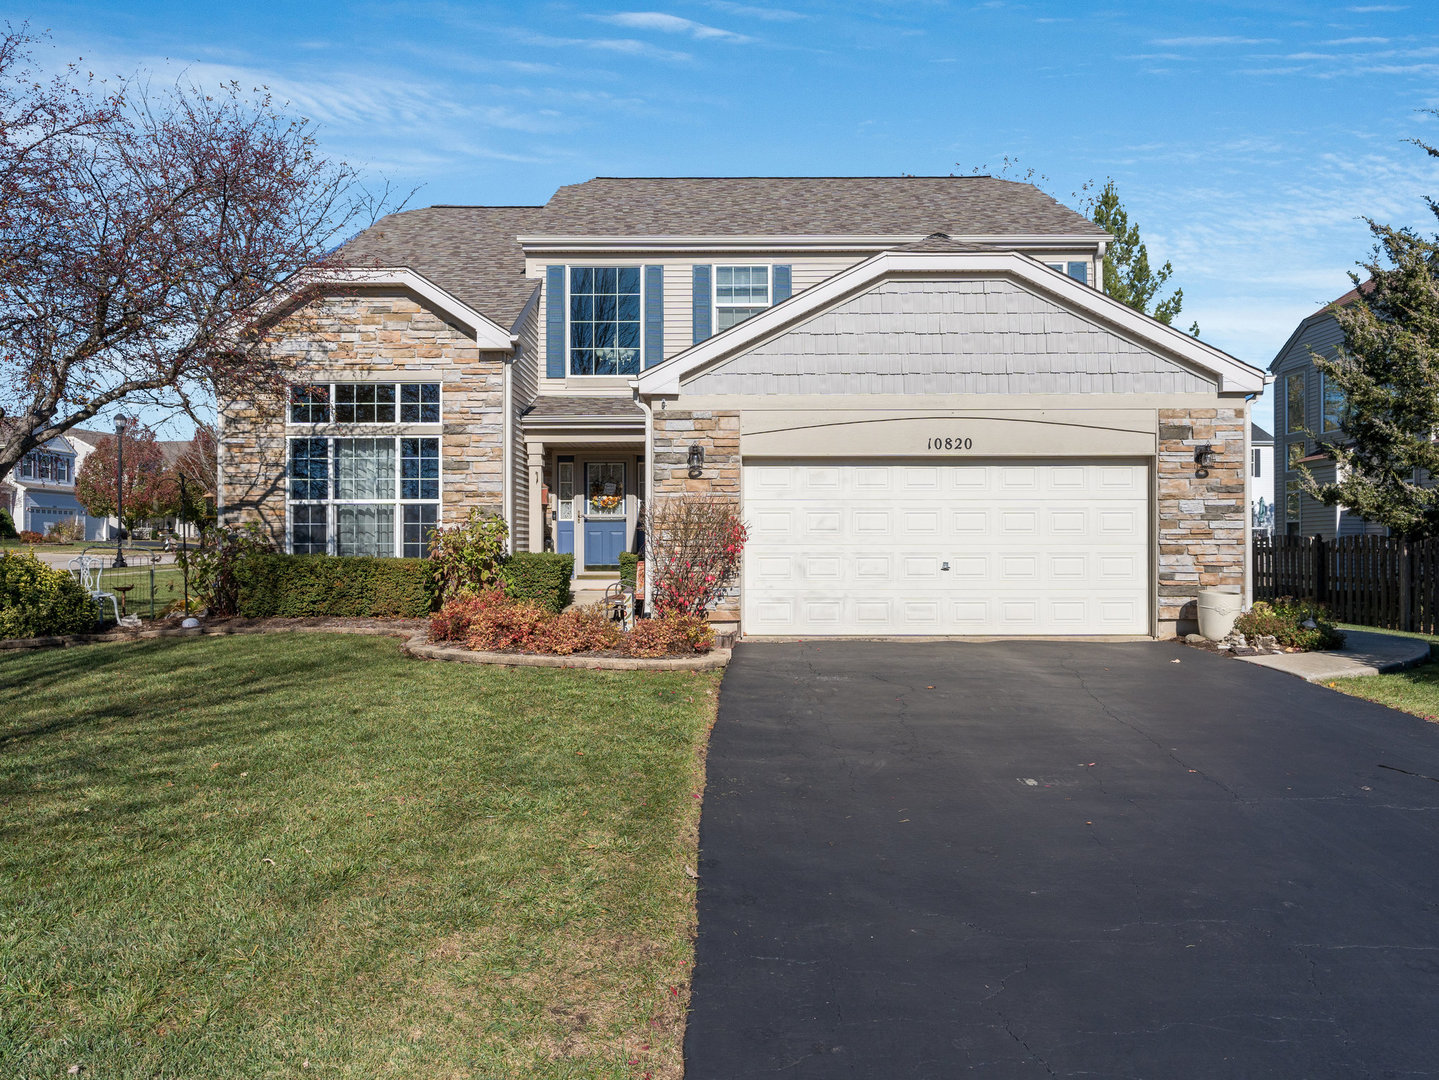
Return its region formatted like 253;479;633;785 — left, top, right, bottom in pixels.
687;443;704;478
1194;443;1215;479
113;414;129;567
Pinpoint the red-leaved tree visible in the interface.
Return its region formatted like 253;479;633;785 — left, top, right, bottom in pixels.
0;27;392;484
74;424;168;527
643;497;748;617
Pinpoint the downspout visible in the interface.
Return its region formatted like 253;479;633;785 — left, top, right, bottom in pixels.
631;380;654;512
501;334;519;555
1243;396;1253;610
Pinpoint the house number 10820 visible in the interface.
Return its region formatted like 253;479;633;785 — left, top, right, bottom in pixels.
927;437;974;451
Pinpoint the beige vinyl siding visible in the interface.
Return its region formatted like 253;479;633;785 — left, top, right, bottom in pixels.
510;285;541;551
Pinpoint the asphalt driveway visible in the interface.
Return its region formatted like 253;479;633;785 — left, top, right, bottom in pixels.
685;640;1439;1079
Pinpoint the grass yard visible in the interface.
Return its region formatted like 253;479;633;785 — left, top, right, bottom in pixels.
1329;625;1439;721
0;633;720;1079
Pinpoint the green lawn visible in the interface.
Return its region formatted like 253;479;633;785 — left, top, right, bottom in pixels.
0;634;719;1079
1329;624;1439;720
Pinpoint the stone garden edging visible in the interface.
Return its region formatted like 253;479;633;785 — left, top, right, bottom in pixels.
0;618;731;671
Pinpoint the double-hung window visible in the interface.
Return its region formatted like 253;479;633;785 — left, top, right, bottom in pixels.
1320;371;1346;433
714;265;771;331
569;266;642;376
1285;372;1305;434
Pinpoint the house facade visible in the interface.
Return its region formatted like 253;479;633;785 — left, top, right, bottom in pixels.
0;433;108;539
1269;286;1385;540
218;176;1267;638
1250;422;1274;533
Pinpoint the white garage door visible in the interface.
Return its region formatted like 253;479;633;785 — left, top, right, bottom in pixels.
743;460;1149;636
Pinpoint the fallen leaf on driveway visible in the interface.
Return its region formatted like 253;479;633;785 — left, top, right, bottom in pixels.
1170;659;1182;664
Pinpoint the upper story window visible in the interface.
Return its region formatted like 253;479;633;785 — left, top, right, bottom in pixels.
1285;372;1306;434
1045;261;1090;284
18;451;71;484
715;265;770;331
289;382;441;425
569;266;641;376
1320;371;1346;433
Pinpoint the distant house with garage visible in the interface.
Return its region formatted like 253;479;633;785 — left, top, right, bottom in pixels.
218;176;1267;638
0;430;108;539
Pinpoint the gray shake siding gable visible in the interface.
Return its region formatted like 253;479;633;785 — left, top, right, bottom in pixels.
684;278;1216;396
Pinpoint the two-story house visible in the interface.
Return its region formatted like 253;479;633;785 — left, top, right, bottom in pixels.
219;176;1267;638
1269;283;1385;539
0;431;107;539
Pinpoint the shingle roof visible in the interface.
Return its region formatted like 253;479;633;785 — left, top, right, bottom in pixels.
1251;423;1273;444
894;232;1000;253
335;177;1105;329
523;396;643;421
542;177;1106;238
339;205;545;326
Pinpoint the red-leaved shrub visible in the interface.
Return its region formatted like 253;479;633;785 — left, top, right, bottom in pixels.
626;612;715;658
534;605;622;655
466;598;550;652
429;590;509;643
17;531;44;544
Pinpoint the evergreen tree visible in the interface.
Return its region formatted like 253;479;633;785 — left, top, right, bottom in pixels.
1089;179;1199;336
1307;129;1439;538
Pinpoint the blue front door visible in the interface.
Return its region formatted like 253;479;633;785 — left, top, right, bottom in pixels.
583;461;626;569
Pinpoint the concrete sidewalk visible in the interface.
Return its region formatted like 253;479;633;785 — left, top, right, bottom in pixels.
1236;628;1431;682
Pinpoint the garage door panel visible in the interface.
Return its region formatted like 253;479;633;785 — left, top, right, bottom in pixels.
743;460;1149;636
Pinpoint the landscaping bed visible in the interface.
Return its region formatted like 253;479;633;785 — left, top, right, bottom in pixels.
0;632;719;1079
1182;598;1346;658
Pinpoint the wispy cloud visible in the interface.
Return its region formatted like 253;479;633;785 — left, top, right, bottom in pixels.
597;11;755;44
514;31;694;63
1152;35;1279;46
1347;4;1406;10
1323;36;1392;44
704;0;806;21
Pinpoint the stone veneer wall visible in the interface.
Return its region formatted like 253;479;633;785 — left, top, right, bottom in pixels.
219;290;506;545
650;407;741;622
1157;406;1247;635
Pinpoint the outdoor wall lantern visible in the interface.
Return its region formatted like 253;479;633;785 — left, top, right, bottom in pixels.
1194;443;1215;479
687;443;704;478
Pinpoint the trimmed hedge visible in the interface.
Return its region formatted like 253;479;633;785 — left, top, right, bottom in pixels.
234;555;437;618
502;552;573;613
1;550;98;638
619;551;638;589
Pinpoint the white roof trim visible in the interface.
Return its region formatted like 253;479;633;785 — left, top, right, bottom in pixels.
328;268;516;350
636;250;1266;396
518;234;1107;254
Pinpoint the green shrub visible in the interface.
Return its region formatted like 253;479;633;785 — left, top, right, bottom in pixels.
428;509;508;602
177;523;276;616
235;554;437;618
0;508;17;539
619;551;638;589
1236;599;1345;651
0;550;98;638
502;552;573;613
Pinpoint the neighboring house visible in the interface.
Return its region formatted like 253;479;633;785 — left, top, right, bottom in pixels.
218;175;1267;638
0;431;108;539
1269;285;1386;540
1250;422;1274;533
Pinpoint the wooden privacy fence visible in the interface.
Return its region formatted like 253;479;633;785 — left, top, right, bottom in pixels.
1252;533;1439;633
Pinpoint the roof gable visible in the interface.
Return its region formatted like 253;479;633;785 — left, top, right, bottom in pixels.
639;251;1265;396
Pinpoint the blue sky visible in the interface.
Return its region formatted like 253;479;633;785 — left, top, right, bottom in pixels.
24;0;1439;432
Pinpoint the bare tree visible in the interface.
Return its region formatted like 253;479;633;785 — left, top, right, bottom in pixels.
0;26;389;483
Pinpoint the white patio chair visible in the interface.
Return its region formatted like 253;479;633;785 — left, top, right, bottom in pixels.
69;554;120;625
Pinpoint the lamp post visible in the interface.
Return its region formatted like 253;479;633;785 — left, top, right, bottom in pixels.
113;415;128;567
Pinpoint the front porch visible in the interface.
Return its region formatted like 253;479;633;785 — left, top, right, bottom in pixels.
521;396;645;583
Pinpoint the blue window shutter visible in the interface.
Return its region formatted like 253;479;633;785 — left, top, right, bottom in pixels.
1066;261;1088;284
546;265;566;378
644;265;664;368
772;264;793;303
692;264;712;343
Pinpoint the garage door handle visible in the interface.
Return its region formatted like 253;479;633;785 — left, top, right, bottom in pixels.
941;561;950;571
